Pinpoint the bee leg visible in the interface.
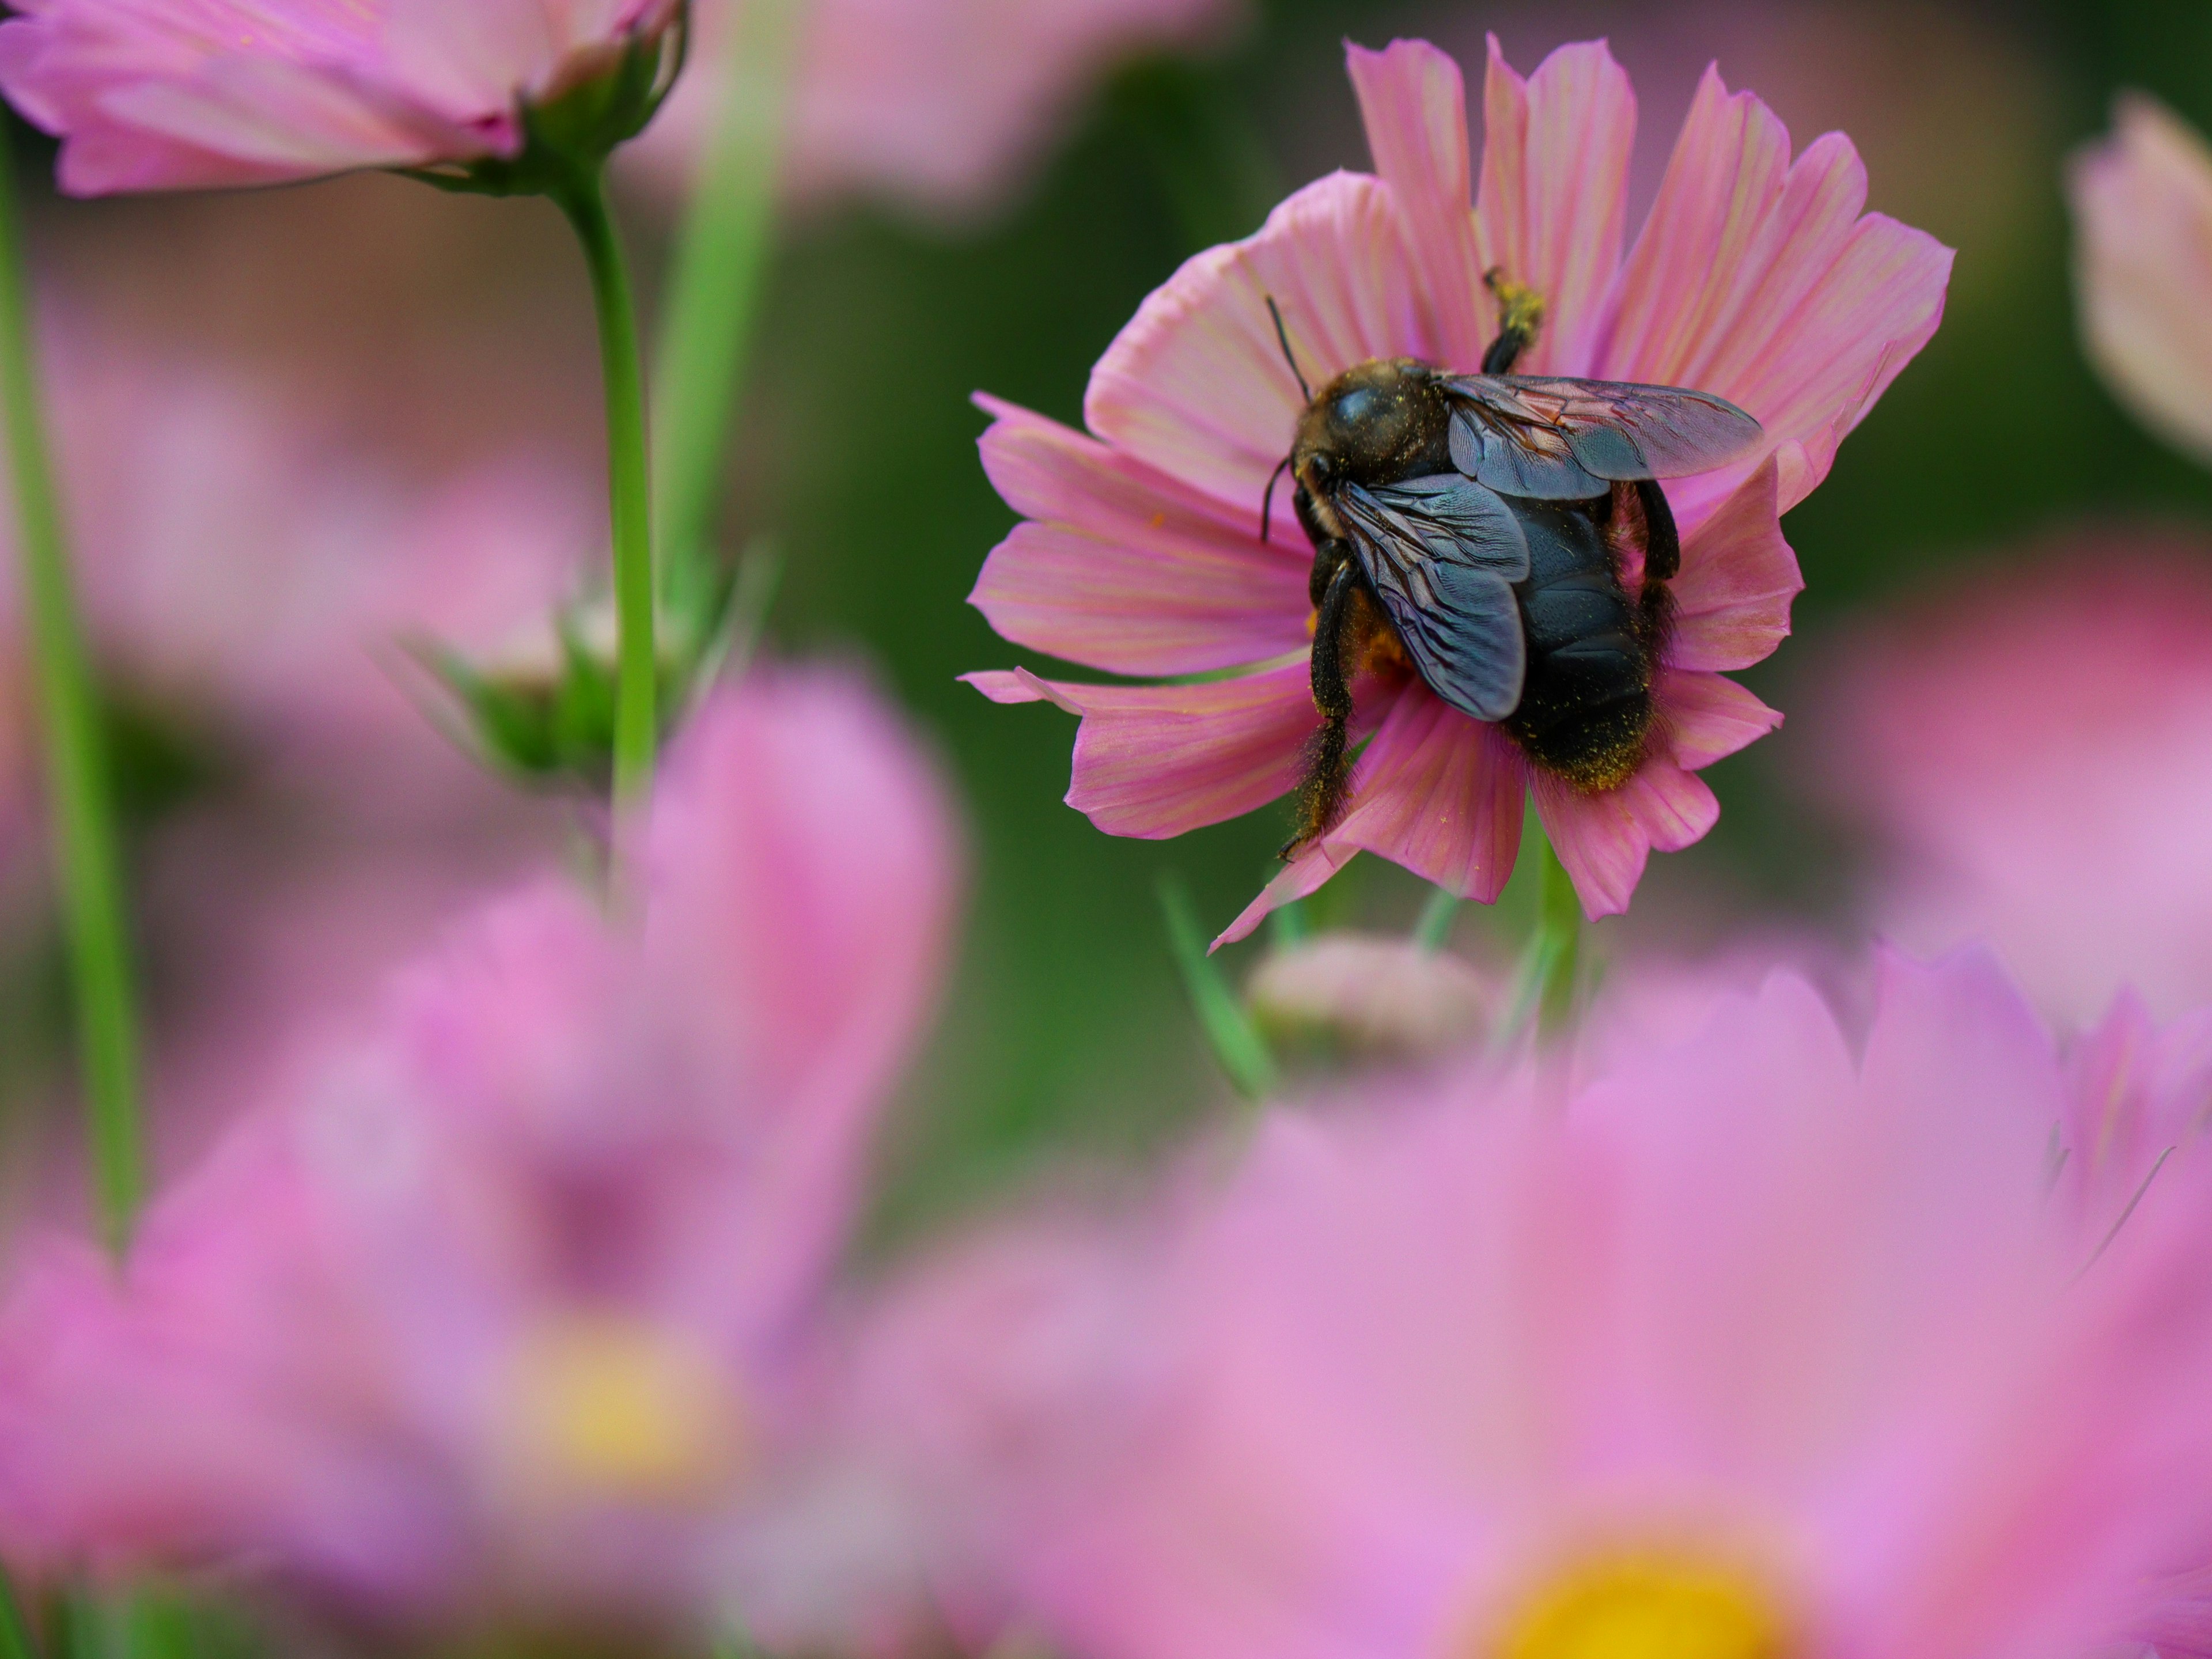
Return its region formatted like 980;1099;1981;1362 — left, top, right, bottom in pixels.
1281;555;1359;861
1480;269;1547;374
1634;478;1680;581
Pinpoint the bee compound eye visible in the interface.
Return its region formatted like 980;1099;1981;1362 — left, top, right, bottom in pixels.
1307;453;1335;485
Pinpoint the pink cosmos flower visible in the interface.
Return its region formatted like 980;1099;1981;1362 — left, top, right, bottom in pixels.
625;0;1241;220
966;35;1950;944
2069;96;2212;463
0;669;961;1643
865;949;2212;1659
1805;534;2212;1026
0;0;684;195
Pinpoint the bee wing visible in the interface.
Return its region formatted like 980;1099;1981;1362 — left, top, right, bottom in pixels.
1336;475;1528;724
1442;374;1763;501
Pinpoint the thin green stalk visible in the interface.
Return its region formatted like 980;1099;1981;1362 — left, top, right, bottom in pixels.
1158;877;1277;1104
652;0;798;585
1412;887;1460;952
1532;831;1582;1041
0;1570;37;1659
0;130;143;1251
556;170;657;815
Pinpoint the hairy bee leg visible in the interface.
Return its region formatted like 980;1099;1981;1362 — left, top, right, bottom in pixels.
1281;558;1359;861
1634;478;1680;581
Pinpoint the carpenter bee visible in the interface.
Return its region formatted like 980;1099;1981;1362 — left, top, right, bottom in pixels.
1264;277;1763;856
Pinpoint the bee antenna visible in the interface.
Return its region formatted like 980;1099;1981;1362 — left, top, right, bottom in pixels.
1260;453;1292;544
1266;296;1312;403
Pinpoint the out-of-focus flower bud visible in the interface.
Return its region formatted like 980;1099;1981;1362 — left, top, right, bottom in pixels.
1245;932;1491;1062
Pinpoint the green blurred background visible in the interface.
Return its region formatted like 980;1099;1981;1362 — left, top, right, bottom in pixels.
17;0;2212;1243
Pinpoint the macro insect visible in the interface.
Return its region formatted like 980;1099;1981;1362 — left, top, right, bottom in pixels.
1264;278;1763;857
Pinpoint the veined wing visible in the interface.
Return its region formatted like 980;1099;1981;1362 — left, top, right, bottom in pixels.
1336;474;1528;724
1443;374;1763;501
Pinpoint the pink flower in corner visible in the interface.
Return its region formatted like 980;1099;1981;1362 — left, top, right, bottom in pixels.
0;671;962;1645
0;0;683;195
865;951;2212;1659
966;35;1950;942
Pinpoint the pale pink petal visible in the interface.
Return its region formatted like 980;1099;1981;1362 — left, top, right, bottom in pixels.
1594;66;1952;529
1084;172;1433;517
965;662;1327;839
1668;455;1801;672
1331;684;1526;902
1534;759;1718;918
1471;37;1637;377
1344;37;1487;372
969;399;1310;676
2068;95;2212;463
1658;669;1782;770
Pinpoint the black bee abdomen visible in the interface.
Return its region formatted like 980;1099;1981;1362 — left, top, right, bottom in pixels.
1503;499;1654;791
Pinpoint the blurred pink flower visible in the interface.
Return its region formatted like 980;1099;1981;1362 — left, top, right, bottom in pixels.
967;35;1950;944
868;949;2212;1659
0;0;683;195
2069;96;2212;463
625;0;1241;221
0;343;596;1183
1806;535;2212;1026
0;671;961;1643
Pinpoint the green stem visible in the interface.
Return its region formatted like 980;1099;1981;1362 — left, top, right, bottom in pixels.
0;1569;37;1659
1532;831;1582;1041
557;169;657;815
651;0;798;587
0;129;143;1252
1412;887;1460;952
1158;876;1277;1104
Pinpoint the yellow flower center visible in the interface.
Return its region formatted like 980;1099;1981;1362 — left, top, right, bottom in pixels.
509;1315;746;1501
1494;1552;1787;1659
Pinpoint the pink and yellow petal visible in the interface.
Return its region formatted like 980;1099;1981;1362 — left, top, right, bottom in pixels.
1533;759;1718;919
965;664;1320;839
1595;67;1951;527
1344;37;1488;373
1472;36;1637;377
972;401;1310;676
1084;172;1431;518
1668;456;1801;673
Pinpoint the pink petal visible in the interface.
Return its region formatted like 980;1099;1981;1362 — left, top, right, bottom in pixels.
1471;37;1637;376
1594;66;1953;531
1331;684;1527;901
1213;684;1528;949
1214;840;1359;950
1533;759;1718;918
1668;454;1801;672
1344;37;1488;373
969;399;1311;676
964;662;1324;839
2068;94;2212;463
1658;669;1782;770
1084;172;1433;518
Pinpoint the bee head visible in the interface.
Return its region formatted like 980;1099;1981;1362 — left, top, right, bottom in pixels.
1293;358;1449;490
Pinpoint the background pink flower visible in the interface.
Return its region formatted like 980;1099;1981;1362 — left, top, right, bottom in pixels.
862;949;2212;1659
0;0;685;194
968;33;1949;941
0;669;963;1643
1802;532;2212;1027
0;337;596;1213
2069;95;2212;463
624;0;1244;221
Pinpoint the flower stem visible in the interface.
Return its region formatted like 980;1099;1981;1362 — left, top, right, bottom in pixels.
0;127;143;1252
1412;887;1460;952
1158;876;1277;1104
556;169;657;819
652;0;798;586
1532;830;1582;1041
0;1569;36;1659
